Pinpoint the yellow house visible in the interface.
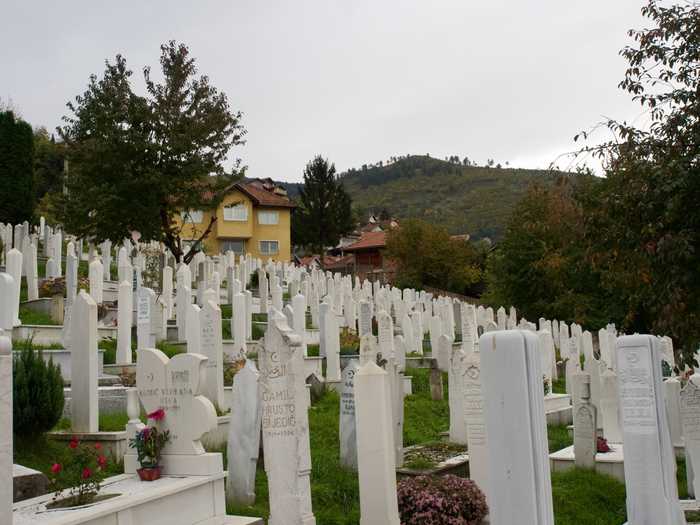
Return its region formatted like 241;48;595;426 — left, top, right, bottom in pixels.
177;179;295;262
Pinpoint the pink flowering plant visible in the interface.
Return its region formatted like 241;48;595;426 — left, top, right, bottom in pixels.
397;474;488;525
48;438;110;507
129;408;171;468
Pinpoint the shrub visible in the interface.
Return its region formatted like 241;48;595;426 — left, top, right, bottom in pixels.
397;475;488;525
48;438;110;507
13;342;65;437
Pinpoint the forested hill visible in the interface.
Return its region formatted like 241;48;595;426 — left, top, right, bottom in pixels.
278;155;564;240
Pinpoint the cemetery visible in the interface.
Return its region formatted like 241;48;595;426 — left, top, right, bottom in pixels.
1;2;698;523
1;217;698;525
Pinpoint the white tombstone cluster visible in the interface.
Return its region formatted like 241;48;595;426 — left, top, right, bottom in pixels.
2;217;696;525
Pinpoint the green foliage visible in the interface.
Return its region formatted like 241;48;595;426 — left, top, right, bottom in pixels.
292;156;354;252
13;343;65;437
48;438;110;507
547;424;573;453
56;41;245;264
0;111;35;224
18;306;59;326
33;127;65;211
386;219;481;295
487;2;700;364
341;155;559;240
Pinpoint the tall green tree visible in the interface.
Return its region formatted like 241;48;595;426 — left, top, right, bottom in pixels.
292;156;354;252
386;219;481;295
57;41;245;263
0;111;35;225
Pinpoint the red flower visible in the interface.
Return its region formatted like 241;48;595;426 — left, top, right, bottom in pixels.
82;467;92;479
147;408;166;421
51;463;62;474
97;455;107;468
597;437;611;453
94;443;102;451
141;427;151;440
69;438;79;449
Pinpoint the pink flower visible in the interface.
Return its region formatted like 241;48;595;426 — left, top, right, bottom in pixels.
82;467;92;479
94;443;102;451
69;438;79;449
97;455;107;469
147;408;166;421
51;463;62;474
141;427;151;440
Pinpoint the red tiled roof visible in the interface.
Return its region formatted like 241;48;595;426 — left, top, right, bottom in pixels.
343;231;386;252
323;254;354;269
235;182;296;208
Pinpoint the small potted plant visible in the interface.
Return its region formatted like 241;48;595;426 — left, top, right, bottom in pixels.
48;438;113;509
129;408;171;481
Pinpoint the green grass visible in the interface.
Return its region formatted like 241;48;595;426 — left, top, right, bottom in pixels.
307;344;320;357
552;375;566;394
403;368;449;445
252;323;265;341
551;468;627;525
19;306;58;325
252;313;267;323
55;412;134;433
547;424;573;453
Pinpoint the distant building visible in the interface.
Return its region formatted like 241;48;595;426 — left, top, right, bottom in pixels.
342;230;392;282
177;179;295;261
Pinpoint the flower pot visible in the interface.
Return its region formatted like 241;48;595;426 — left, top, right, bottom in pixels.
137;466;162;481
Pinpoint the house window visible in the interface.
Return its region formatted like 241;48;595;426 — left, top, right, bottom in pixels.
224;203;248;222
258;210;279;225
182;210;203;223
259;240;279;255
221;239;245;254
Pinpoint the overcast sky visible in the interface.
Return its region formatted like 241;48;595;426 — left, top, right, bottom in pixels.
1;1;649;181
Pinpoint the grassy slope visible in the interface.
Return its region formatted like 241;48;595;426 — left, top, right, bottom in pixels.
339;155;561;239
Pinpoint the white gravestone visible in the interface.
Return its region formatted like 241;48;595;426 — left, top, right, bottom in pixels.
137;287;155;348
70;291;99;433
133;348;219;475
599;368;623;443
463;348;490;504
681;374;700;499
227;359;262;506
664;377;684;449
231;292;247;358
615;334;685;525
117;280;133;364
573;373;597;468
339;360;359;470
358;301;372;338
200;300;227;411
480;330;554;525
355;360;400;525
88;258;104;304
324;309;341;382
6;249;22;326
0;274;15;331
259;311;316;525
0;332;12;525
447;336;468;445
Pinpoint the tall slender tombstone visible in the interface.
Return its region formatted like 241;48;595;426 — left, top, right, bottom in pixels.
117;280;133;364
53;230;62;276
26;241;38;301
480;330;554;525
599;368;623;443
259;311;316;525
447;336;468;445
71;291;99;433
163;266;174;320
88;258;104;304
6;248;22;326
573;372;597;468
231;292;247;358
461;302;477;355
186;304;202;352
358;300;372;338
377;310;395;361
0;274;15;331
226;360;262;507
681;373;700;499
615;334;685;525
355;360;400;525
318;299;330;358
258;269;269;313
665;377;684;450
271;283;283;313
431;315;448;370
496;306;507;330
0;332;12;525
339;360;359;470
292;292;308;356
200;300;226;411
101;240;112;281
462;344;490;504
176;283;191;341
324;309;341;382
137;287;155;348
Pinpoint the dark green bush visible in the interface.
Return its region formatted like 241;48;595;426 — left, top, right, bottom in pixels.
13;342;65;437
